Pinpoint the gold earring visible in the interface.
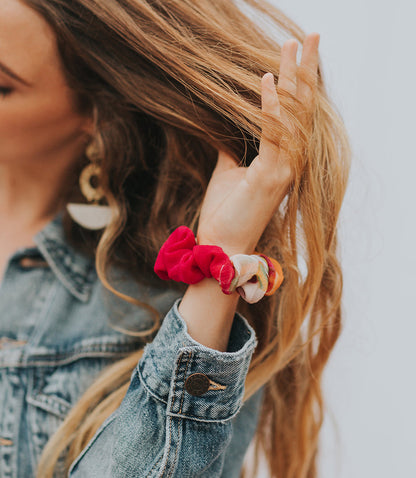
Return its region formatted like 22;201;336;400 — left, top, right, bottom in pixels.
66;135;112;230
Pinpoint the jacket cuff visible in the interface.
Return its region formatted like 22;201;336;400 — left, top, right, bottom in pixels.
137;298;258;422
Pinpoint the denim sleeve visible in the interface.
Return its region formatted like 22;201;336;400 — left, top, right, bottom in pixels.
68;297;259;477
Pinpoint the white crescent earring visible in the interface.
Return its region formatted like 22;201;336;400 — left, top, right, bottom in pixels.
66;134;112;230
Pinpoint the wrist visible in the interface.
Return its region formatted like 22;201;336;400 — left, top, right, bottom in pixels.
178;277;240;352
154;225;284;305
196;237;255;258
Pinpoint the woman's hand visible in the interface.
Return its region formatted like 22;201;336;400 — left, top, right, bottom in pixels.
197;33;320;256
178;33;320;351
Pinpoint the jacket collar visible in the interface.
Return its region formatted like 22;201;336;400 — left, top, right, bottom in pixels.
33;210;96;303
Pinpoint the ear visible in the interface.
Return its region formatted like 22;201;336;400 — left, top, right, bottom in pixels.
80;115;95;137
79;103;98;136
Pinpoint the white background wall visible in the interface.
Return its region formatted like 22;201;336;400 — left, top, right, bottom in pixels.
254;0;415;476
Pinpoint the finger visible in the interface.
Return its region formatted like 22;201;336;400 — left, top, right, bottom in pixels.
258;72;281;163
250;72;294;188
277;39;298;97
297;32;320;110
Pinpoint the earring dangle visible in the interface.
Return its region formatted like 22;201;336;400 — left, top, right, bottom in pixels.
66;137;113;230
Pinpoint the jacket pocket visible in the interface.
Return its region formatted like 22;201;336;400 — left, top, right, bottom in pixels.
25;347;139;475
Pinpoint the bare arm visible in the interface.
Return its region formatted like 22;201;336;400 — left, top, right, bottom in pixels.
178;278;240;352
178;33;320;352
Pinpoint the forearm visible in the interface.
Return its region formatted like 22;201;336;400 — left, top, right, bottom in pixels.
178;277;240;352
69;297;259;477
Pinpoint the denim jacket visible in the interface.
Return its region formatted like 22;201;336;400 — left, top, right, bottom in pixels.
0;211;264;477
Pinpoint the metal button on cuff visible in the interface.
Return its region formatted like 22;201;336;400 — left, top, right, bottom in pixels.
184;373;227;396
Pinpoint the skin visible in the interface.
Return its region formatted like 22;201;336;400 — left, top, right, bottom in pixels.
0;0;93;280
179;34;321;351
0;1;320;353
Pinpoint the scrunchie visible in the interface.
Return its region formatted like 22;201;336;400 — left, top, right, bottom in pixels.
154;226;235;293
154;226;284;303
227;254;269;303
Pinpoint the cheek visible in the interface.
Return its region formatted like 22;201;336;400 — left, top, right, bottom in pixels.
0;87;87;163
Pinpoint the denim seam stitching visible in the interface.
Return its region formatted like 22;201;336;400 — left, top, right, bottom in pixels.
158;414;173;478
178;351;192;414
166;350;189;478
166;402;243;423
145;452;164;478
136;366;168;406
0;351;134;369
159;350;189;477
166;413;181;478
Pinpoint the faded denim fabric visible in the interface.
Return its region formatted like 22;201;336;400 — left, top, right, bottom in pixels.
0;211;264;477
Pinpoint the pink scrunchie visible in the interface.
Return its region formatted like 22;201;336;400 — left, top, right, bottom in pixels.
154;226;235;293
228;254;269;303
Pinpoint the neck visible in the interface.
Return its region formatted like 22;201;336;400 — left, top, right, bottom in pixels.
0;155;80;236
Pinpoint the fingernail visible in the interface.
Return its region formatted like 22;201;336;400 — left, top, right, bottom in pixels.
263;72;274;86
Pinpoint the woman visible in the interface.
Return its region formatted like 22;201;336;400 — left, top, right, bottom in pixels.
0;0;351;477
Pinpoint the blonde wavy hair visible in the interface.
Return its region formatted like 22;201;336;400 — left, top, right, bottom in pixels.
24;0;351;477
